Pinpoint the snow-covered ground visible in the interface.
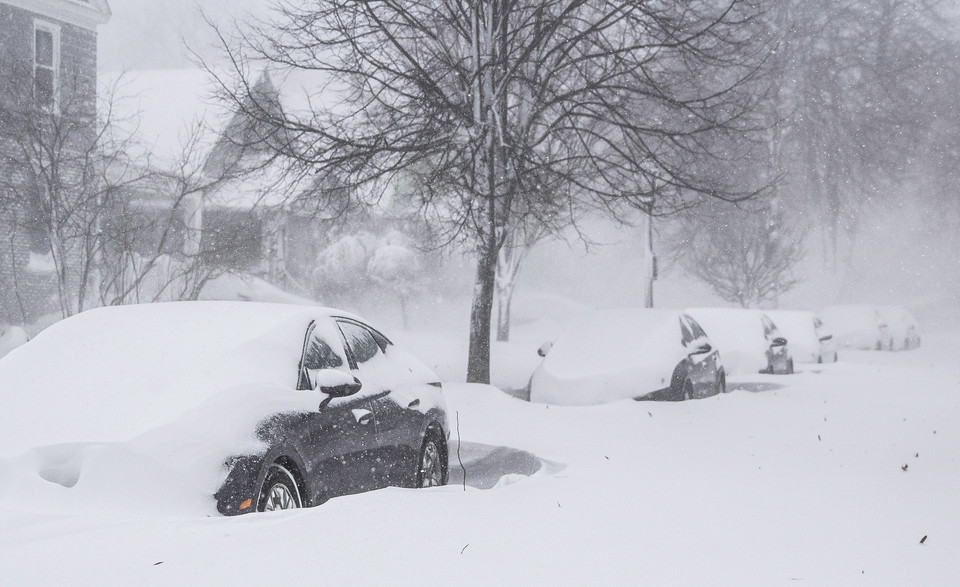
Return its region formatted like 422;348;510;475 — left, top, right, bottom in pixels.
1;327;958;585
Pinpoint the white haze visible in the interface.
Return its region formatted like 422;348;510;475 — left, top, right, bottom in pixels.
96;1;960;334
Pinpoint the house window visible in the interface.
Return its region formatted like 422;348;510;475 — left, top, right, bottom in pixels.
34;22;60;110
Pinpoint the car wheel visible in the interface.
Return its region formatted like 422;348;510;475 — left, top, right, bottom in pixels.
258;463;302;512
416;434;446;488
717;372;727;395
786;359;794;374
833;351;839;363
681;379;695;401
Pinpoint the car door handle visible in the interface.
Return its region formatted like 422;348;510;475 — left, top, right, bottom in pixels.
352;408;373;425
407;399;421;409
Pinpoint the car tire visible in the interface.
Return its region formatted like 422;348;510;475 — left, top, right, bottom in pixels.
416;433;446;488
257;463;302;512
786;359;794;374
717;372;727;395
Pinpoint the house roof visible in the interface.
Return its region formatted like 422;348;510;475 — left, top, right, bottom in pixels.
111;67;354;211
3;0;111;29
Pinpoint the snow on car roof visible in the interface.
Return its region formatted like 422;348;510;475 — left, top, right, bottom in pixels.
764;310;817;334
765;310;820;360
0;301;358;456
820;304;883;332
685;307;770;375
685;307;767;331
542;308;684;379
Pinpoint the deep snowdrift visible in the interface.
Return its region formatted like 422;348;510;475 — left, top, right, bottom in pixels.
0;329;958;585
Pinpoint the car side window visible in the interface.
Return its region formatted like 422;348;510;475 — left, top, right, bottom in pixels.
338;321;382;366
369;328;392;352
303;334;344;370
298;321;346;390
687;317;708;340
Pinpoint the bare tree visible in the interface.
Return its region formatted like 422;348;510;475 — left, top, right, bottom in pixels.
368;234;422;330
0;56;316;323
671;199;805;308
211;0;771;383
0;63;147;319
764;0;952;270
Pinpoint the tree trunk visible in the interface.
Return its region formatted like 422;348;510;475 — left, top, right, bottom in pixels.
495;283;513;342
467;235;498;384
49;232;73;318
494;225;526;343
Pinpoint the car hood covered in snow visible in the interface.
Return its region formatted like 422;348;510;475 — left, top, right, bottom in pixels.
529;308;690;405
0;302;348;457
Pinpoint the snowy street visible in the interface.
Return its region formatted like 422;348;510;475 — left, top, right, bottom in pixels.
2;1;959;585
1;331;957;586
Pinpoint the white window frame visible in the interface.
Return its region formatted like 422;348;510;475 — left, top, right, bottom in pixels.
33;20;61;112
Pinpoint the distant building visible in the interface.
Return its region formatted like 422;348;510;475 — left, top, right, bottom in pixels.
117;68;346;295
0;1;111;323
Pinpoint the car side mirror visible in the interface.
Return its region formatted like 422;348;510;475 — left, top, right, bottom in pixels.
537;340;554;358
310;369;363;397
819;334;833;342
689;342;712;356
771;337;787;347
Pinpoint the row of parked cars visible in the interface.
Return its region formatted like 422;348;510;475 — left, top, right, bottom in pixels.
820;304;922;351
528;304;921;406
0;299;922;514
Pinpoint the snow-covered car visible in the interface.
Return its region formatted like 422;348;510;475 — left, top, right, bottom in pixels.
686;308;794;375
877;305;922;350
820;304;893;350
765;310;838;364
528;308;726;405
0;302;449;515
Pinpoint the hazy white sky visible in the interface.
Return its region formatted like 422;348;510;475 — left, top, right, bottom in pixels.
98;0;267;71
92;0;960;328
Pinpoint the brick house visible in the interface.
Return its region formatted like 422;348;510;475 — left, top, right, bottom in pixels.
0;0;111;324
